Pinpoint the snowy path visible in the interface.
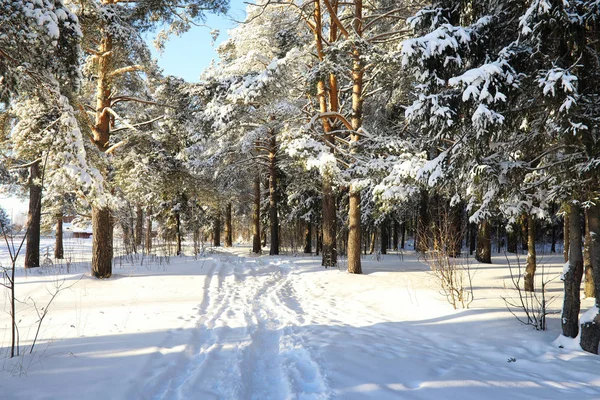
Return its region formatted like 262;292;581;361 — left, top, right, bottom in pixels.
3;249;600;399
134;255;328;400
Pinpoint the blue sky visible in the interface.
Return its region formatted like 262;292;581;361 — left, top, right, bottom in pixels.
149;0;247;82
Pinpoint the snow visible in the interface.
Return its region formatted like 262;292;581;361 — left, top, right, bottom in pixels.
1;243;600;399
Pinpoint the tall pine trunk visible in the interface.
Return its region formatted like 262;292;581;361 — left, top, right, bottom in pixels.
416;189;429;252
346;0;364;275
562;203;584;338
524;214;536;292
25;162;42;269
224;202;233;247
54;212;63;259
393;220;399;251
581;203;600;353
135;205;143;247
551;202;557;253
176;212;182;255
564;213;570;262
304;220;312;253
269;133;279;256
347;190;362;274
92;207;113;278
476;219;491;264
584;208;595;297
213;209;221;248
321;177;337;267
145;207;152;254
91;29;114;278
380;219;388;255
252;174;261;254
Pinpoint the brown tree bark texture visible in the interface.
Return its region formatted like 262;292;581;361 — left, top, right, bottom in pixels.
562;203;583;338
25;163;41;269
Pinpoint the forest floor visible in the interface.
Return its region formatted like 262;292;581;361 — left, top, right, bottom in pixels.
1;239;600;399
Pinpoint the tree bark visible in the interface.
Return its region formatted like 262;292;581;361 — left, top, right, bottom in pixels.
520;214;528;253
449;203;463;258
121;219;132;255
145;207;152;254
524;214;537;292
401;219;406;249
303;220;312;253
91;28;114;278
321;176;337;267
213;209;221;248
584;208;595;297
507;224;518;253
416;189;429;252
92;207;113;278
392;220;399;251
252;174;261;254
316;224;322;256
581;203;600;353
564;212;570;262
135;205;143;247
54;212;63;259
380;219;389;255
176;211;182;255
551;202;557;253
476;219;492;264
269;133;279;256
469;222;476;255
347;190;362;274
25;162;42;269
224;202;233;247
562;203;584;338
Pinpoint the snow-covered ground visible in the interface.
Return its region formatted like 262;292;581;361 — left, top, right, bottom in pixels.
1;241;600;399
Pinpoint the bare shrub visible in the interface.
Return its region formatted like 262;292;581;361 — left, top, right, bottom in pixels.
502;254;558;330
419;208;474;309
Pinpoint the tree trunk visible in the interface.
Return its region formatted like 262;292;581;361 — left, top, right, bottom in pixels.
581;203;600;353
54;212;63;259
562;203;584;338
252;174;261;254
347;190;362;274
304;220;312;253
213;209;221;248
393;220;399;251
345;0;363;275
92;207;113;278
524;214;537;292
135;205;143;247
25;162;42;269
507;224;518;253
369;230;376;254
416;189;429;252
564;212;570;262
448;203;463;258
321;176;337;267
91;29;114;278
469;222;477;255
316;224;322;256
401;219;406;249
380;219;388;255
176;212;182;255
551;202;557;253
145;207;152;254
122;220;132;255
269;134;279;256
476;219;492;264
224;202;233;247
520;214;528;253
584;208;595;297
